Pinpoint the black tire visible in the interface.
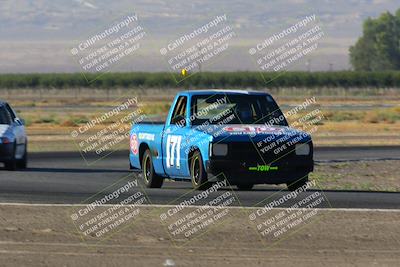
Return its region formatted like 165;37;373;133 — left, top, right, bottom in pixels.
190;150;211;190
286;175;309;191
17;142;27;169
142;149;163;188
5;143;17;171
236;184;254;190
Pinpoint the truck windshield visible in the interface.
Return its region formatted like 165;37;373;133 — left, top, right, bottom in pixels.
0;106;12;125
191;94;287;126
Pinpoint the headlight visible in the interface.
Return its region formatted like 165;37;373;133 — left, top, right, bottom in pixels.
295;143;310;155
212;143;228;156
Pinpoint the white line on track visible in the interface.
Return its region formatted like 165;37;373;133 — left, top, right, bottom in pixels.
0;202;399;212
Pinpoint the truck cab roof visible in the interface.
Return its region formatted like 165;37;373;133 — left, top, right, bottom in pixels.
179;90;270;96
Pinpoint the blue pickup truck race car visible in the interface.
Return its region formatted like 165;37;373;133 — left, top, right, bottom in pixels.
129;90;313;191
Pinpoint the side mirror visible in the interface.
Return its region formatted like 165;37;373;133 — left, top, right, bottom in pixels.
14;118;25;125
171;115;186;127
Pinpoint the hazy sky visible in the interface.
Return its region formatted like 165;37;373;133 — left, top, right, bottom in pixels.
0;0;398;73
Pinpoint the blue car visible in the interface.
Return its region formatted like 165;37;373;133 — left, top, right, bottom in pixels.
0;101;28;170
129;90;313;191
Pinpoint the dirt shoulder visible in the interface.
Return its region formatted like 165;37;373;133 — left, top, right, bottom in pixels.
311;160;400;192
0;205;399;267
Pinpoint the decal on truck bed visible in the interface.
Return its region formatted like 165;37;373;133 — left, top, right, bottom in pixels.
138;132;155;141
224;125;283;134
166;135;182;169
130;134;138;155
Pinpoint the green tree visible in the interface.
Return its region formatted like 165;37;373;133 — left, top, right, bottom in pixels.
350;9;400;71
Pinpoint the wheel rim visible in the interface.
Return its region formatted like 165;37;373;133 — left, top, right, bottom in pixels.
144;156;151;182
192;156;200;185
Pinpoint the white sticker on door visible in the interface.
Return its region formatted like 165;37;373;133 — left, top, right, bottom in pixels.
166;135;182;169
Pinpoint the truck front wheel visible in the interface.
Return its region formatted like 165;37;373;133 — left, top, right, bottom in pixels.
4;142;17;171
142;149;163;188
236;184;254;190
190;150;211;190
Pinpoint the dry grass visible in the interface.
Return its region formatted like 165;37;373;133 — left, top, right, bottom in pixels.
311;160;400;192
4;88;399;150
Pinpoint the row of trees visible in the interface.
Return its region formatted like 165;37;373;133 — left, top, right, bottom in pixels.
0;71;400;89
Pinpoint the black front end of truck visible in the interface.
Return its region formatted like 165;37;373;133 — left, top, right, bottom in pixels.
205;141;314;186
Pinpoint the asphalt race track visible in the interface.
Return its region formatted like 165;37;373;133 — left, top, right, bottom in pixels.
0;146;399;209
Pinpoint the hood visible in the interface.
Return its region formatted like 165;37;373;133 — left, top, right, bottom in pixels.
194;124;311;143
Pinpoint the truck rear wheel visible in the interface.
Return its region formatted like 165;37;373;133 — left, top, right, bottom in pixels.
190;150;211;190
142;149;163;188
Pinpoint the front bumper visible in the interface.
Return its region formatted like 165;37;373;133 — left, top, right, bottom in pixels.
205;157;314;185
0;143;14;162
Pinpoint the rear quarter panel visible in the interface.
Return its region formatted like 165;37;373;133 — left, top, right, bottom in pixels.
129;124;165;175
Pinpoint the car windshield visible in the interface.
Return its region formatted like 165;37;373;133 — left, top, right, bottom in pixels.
191;94;287;126
0;106;12;125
